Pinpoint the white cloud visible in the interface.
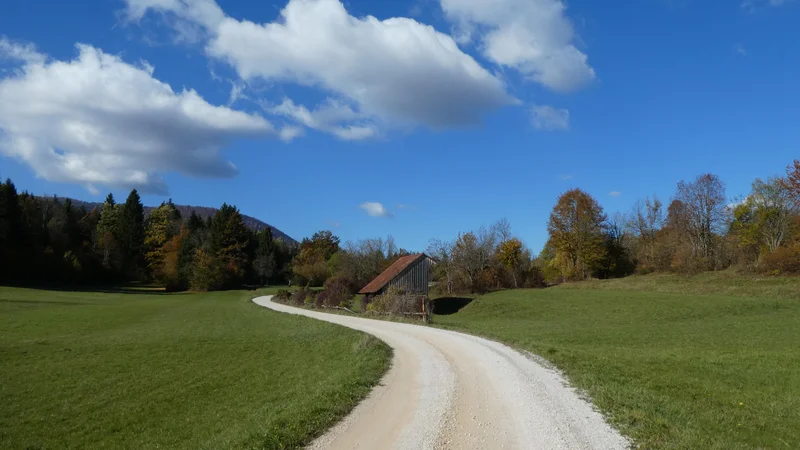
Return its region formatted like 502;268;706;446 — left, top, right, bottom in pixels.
0;37;46;65
278;125;304;142
268;98;379;141
609;191;621;197
125;0;224;30
440;0;595;92
360;202;391;218
125;0;516;135
741;0;791;11
735;44;748;56
530;104;569;131
0;42;272;194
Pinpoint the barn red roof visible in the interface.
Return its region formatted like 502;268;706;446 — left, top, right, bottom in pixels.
358;253;427;295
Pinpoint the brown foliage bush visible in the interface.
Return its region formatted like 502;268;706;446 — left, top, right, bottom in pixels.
522;266;546;288
760;245;800;275
670;247;711;275
316;276;355;308
290;287;314;306
274;289;292;302
366;287;423;316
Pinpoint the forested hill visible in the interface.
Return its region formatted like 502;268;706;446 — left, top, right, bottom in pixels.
51;197;297;245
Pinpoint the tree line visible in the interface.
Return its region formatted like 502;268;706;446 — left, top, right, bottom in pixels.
280;217;546;305
2;158;798;294
539;160;800;282
0;181;294;290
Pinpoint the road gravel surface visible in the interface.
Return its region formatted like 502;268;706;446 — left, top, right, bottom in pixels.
253;296;628;450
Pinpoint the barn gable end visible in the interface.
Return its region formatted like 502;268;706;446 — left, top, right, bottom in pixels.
358;253;432;296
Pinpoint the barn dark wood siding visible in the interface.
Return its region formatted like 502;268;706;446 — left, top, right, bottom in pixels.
385;257;431;295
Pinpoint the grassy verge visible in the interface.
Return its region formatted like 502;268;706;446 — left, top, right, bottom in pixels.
434;274;800;449
562;270;800;300
0;286;390;450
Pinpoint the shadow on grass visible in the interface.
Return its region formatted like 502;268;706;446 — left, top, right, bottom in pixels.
431;297;474;315
0;298;89;306
0;282;173;296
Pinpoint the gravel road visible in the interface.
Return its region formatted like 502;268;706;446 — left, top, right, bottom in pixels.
253;296;629;450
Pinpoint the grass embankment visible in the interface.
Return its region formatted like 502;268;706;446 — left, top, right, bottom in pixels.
435;272;800;449
0;286;390;450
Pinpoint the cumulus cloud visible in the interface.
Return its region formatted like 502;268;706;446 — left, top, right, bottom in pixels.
0;41;272;194
440;0;595;92
125;0;224;30
0;37;47;65
268;98;379;140
530;105;569;131
360;202;391;218
125;0;516;135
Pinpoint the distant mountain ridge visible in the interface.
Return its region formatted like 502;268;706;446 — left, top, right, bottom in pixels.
51;197;297;245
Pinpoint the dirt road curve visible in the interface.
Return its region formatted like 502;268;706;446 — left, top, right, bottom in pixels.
253;296;628;450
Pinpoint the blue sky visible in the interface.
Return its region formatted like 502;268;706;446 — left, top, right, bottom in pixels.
0;0;798;252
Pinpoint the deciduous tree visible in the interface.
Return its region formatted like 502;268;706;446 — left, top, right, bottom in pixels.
785;160;800;200
291;230;340;286
547;189;607;279
144;201;182;280
427;238;454;294
751;177;797;252
627;196;664;269
497;238;523;288
674;174;728;260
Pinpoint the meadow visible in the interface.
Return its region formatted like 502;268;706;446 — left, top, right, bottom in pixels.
0;286;390;450
435;272;800;448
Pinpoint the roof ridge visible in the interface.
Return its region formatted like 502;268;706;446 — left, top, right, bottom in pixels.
358;253;427;295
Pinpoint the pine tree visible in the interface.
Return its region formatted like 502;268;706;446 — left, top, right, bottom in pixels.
62;198;80;250
187;211;205;232
253;228;276;285
0;179;22;280
96;193;120;270
117;189;145;276
210;203;250;288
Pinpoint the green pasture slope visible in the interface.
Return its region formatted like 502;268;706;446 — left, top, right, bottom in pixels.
435;272;800;449
0;286;390;449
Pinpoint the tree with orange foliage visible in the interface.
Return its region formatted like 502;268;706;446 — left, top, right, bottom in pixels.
497;238;523;288
547;189;607;280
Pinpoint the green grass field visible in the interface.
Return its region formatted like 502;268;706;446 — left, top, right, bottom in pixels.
435;272;800;449
0;286;390;450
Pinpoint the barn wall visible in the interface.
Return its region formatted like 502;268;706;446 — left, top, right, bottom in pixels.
385;258;430;295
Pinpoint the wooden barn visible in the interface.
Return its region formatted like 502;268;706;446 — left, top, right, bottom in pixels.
358;253;433;298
